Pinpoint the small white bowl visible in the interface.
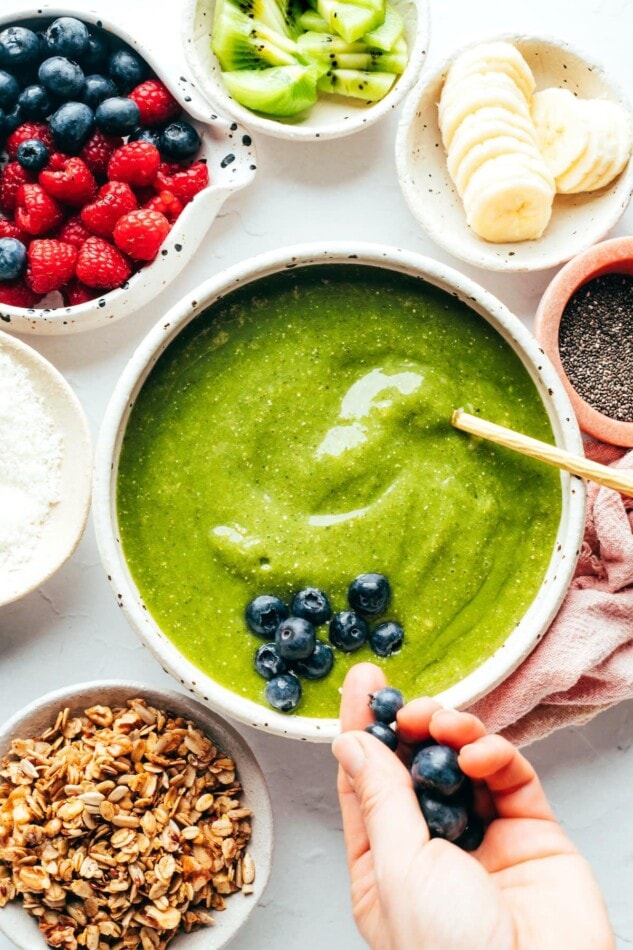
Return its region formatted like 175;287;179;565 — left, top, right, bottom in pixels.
181;0;429;141
396;34;633;272
93;242;586;742
0;5;257;336
0;680;273;950
0;331;91;606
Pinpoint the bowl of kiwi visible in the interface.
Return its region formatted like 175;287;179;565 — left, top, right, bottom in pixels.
181;0;429;140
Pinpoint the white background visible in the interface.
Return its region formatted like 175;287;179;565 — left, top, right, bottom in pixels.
1;0;633;947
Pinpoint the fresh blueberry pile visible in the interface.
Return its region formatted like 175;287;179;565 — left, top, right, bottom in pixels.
246;573;405;713
0;16;210;308
365;686;485;851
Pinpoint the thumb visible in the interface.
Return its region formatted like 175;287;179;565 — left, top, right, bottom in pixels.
332;730;430;880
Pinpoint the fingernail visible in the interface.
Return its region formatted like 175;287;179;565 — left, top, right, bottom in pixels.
332;733;365;778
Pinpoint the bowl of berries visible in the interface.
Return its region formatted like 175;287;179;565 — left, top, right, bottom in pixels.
0;9;256;334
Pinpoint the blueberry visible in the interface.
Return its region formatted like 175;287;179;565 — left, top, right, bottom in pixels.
417;792;468;842
348;573;391;616
44;18;90;59
80;31;110;72
81;74;117;110
292;640;334;680
245;594;288;638
329;610;368;652
0;238;26;280
368;686;404;724
254;641;287;680
365;721;398;751
0;28;40;70
49;102;94;153
95;96;140;135
129;126;162;148
275;616;316;661
38;57;85;99
159;121;201;161
108;48;147;93
291;587;331;626
410;743;464;798
454;816;485;852
16;138;49;172
17;85;52;121
369;621;404;657
0;70;19;110
265;672;302;713
3;104;23;134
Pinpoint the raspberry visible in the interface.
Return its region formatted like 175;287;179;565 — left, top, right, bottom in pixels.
155;160;209;204
0;162;35;213
15;184;65;236
39;156;97;207
0;277;39;307
144;189;183;223
128;79;181;127
26;239;77;294
46;152;72;171
79;130;123;179
107;141;160;188
80;181;138;237
0;216;29;246
57;215;92;248
6;122;53;160
113;208;170;261
64;278;100;306
76;235;132;289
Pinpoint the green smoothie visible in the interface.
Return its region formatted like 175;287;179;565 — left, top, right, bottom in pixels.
117;264;561;717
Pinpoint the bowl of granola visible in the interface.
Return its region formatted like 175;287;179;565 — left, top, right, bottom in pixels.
0;681;273;950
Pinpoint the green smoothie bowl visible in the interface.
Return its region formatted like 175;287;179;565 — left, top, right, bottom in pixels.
93;244;586;741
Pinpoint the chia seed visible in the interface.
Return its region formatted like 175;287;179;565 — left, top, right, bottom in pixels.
558;272;633;422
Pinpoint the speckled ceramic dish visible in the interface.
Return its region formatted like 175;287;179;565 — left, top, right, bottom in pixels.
0;680;273;950
0;6;256;336
0;331;91;606
396;34;633;272
535;235;633;446
181;0;429;141
93;242;586;742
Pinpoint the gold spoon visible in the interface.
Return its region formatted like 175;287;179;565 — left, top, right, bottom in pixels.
452;409;633;497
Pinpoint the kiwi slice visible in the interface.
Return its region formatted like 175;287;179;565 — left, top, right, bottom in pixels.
298;31;405;73
317;67;396;100
362;3;404;51
223;64;320;116
297;9;330;32
212;0;300;70
315;0;384;43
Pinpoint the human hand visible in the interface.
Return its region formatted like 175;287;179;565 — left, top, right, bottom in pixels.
332;662;614;950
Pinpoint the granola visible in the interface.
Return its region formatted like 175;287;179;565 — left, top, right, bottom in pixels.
0;698;255;949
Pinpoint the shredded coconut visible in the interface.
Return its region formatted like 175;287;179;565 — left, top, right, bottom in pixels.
0;349;62;572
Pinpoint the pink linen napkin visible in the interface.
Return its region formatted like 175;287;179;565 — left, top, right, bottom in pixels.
469;442;633;746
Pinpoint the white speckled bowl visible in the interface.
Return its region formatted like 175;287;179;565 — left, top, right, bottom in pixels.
0;331;91;606
93;243;586;742
182;0;429;141
0;680;273;950
396;34;633;272
0;5;256;335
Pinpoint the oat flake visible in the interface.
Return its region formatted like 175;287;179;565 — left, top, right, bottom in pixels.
0;350;62;571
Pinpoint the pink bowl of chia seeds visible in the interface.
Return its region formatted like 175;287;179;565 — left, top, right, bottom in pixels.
534;236;633;447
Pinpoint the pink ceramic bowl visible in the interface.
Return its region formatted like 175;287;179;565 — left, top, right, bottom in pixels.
534;236;633;447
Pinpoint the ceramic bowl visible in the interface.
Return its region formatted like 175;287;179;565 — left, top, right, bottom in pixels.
0;331;91;606
181;0;429;141
0;5;256;336
534;235;633;446
0;680;273;950
92;242;586;742
396;34;633;272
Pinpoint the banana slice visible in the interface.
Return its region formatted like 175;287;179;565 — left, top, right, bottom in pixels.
447;107;539;169
444;41;535;103
531;88;588;180
439;75;531;149
463;154;555;242
573;100;632;191
449;135;545;197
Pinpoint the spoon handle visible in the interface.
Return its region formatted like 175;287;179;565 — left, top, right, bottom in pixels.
451;409;633;497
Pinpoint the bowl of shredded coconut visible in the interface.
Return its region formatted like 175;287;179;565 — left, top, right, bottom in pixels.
0;331;91;606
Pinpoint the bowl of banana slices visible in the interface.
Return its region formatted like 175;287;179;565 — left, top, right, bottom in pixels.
396;35;633;272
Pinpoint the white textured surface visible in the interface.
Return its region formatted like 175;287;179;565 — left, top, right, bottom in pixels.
1;0;633;948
